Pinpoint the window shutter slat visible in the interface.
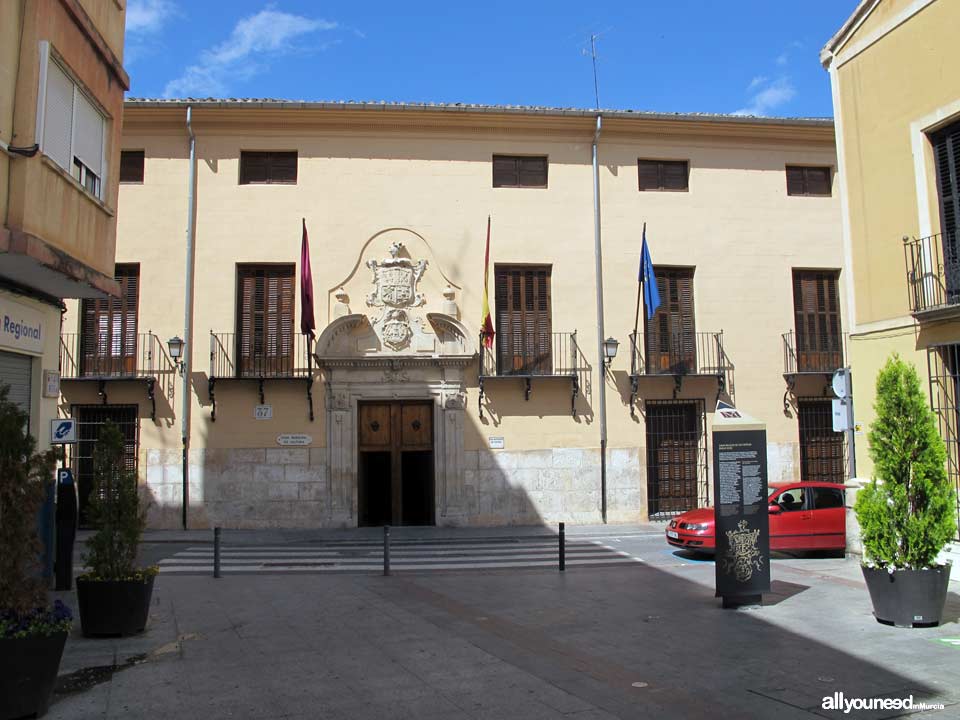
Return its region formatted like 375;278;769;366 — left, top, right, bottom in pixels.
42;60;74;171
804;167;831;196
120;151;144;183
73;90;104;176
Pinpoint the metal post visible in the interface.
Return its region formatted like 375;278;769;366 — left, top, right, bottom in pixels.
592;113;608;524
559;522;566;572
213;527;221;578
181;106;197;531
846;369;857;480
383;525;391;576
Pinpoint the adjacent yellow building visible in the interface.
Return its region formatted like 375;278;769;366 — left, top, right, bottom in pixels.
61;100;845;529
1;0;127;451
822;0;960;534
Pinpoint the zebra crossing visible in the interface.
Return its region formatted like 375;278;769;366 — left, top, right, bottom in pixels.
156;534;645;574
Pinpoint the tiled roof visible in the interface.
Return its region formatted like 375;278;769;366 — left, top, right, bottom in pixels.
124;98;834;126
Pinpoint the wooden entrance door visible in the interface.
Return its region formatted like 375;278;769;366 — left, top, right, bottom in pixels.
358;401;434;526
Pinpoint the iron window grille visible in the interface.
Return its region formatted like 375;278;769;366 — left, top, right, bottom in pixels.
645;399;708;518
927;344;960;540
796;397;846;484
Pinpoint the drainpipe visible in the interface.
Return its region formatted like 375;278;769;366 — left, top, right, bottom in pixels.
181;106;197;530
592;113;608;524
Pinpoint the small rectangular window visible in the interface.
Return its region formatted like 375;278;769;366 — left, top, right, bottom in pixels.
786;166;832;196
638;159;688;191
492;155;547;188
120;150;144;183
239;151;298;185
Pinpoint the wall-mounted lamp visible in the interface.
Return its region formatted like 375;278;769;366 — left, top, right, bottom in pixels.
603;336;619;366
167;335;185;374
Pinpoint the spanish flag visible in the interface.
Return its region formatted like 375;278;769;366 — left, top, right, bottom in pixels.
480;216;495;349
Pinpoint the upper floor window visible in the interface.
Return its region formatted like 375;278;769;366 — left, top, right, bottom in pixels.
645;267;695;373
494;265;552;374
79;264;139;376
638;159;689;192
786;166;831;196
932;120;960;241
39;51;106;200
792;269;842;372
119;150;144;184
236;264;295;377
239;151;298;185
492;155;548;188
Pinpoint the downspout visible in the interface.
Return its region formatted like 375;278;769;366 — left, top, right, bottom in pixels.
181;106;196;530
592;113;608;524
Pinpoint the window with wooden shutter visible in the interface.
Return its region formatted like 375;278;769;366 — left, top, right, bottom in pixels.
236;265;295;377
932;120;960;298
638;159;689;191
797;398;845;484
786;166;832;196
792;270;842;371
492;155;548;188
120;150;144;183
644;268;695;374
79;264;139;376
239;151;298;185
494;265;552;374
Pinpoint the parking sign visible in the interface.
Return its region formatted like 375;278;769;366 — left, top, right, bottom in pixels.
50;418;76;444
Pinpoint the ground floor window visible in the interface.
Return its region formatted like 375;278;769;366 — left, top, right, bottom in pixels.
796;397;845;484
645;399;707;517
0;350;32;429
927;344;960;539
71;405;139;526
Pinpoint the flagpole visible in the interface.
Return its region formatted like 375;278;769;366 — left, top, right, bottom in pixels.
632;222;646;360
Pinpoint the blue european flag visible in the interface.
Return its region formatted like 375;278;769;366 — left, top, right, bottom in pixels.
640;227;661;319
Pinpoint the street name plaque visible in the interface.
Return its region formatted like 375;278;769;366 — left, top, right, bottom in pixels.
712;402;770;608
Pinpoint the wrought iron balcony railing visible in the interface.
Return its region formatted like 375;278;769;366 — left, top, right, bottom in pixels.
904;231;960;315
59;332;174;419
629;330;733;378
478;331;585;417
60;332;171;380
208;331;315;422
783;330;847;375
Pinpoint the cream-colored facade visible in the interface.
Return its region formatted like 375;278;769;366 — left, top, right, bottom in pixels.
1;0;127;449
822;0;960;533
62;100;843;529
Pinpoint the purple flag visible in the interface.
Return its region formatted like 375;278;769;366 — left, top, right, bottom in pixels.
300;218;315;339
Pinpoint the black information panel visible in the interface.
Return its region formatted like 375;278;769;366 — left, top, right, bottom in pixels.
713;428;770;604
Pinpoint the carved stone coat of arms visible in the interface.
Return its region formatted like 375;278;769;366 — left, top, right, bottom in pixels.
366;242;428;352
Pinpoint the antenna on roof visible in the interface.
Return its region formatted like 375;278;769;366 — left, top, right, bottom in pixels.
590;33;601;110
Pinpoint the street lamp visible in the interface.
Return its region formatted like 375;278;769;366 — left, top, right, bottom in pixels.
167;336;185;373
603;336;619;366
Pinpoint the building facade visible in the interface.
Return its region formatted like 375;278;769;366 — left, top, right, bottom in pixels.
1;0;127;451
822;0;960;534
61;100;844;529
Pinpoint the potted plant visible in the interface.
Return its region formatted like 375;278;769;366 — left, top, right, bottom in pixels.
856;355;957;627
0;386;72;720
75;422;157;636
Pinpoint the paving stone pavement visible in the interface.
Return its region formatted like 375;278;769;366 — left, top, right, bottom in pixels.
47;526;960;719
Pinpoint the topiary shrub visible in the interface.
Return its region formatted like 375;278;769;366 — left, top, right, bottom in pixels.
80;422;154;581
855;354;958;569
0;385;72;638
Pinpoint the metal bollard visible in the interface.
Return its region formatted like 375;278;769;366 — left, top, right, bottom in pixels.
383;525;391;576
559;522;565;572
214;527;221;578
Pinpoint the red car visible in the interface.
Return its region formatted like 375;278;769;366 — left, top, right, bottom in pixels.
665;481;846;555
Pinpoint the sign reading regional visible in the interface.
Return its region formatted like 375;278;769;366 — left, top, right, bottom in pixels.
0;296;44;355
50;418;76;444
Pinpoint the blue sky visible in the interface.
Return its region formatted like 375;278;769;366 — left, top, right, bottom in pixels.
125;1;858;117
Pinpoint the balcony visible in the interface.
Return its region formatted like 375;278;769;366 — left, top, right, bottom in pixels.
904;232;960;317
208;331;315;421
628;331;735;411
782;330;847;376
59;332;174;419
478;331;585;418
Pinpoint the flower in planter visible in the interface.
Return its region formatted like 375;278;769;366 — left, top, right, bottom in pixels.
855;355;957;570
0;600;73;640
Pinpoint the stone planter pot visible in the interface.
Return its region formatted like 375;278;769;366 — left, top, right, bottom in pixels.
77;574;155;637
862;564;952;628
0;631;67;720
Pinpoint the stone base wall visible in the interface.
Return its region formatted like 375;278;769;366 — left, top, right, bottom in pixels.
143;442;797;529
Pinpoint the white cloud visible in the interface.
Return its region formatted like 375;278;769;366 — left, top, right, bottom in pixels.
163;8;337;98
747;75;768;91
775;52;789;66
734;77;796;117
126;0;177;34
